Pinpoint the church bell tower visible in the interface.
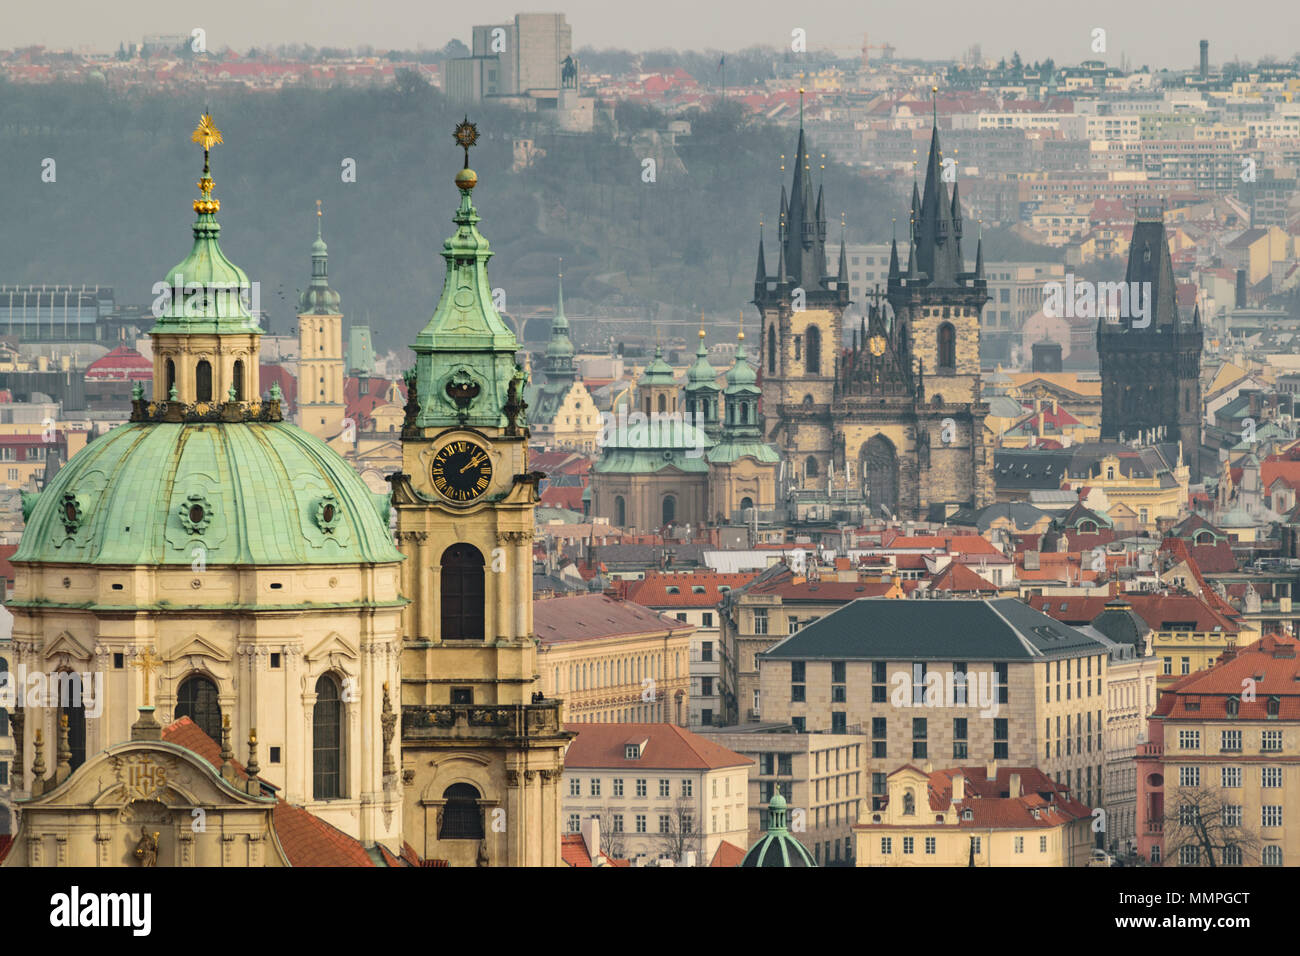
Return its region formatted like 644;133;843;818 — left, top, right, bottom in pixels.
392;120;571;866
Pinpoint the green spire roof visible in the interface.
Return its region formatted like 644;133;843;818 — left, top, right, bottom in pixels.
686;326;719;390
150;117;261;337
299;200;341;315
725;330;758;391
544;264;577;381
640;344;675;386
411;140;524;431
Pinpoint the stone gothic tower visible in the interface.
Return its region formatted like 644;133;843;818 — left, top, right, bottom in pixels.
1097;215;1203;478
753;122;851;477
391;126;571;866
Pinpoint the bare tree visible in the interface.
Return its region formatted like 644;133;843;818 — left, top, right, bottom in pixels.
1161;784;1262;867
589;807;628;861
655;795;704;864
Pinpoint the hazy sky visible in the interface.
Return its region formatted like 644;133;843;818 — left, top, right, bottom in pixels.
14;0;1300;69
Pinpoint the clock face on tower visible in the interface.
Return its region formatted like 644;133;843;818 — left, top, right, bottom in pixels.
430;439;493;502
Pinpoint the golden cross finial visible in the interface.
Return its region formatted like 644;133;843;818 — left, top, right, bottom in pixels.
131;648;165;707
738;310;745;341
316;199;322;217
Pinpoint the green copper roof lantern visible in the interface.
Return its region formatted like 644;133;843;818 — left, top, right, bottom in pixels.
640;343;675;386
739;787;817;867
411;118;525;431
149;114;262;337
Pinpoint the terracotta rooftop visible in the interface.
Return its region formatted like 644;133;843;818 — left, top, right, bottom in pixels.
624;570;758;607
1154;634;1300;720
563;722;754;771
534;593;687;644
161;717;400;867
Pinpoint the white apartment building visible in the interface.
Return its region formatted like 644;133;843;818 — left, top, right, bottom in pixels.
561;722;752;865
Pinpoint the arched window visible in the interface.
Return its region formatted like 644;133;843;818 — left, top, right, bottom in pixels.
805;456;819;479
441;544;486;640
176;674;222;742
232;359;245;401
657;393;667;413
662;494;677;526
768;323;777;375
740;496;754;512
313;674;344;799
55;671;87;772
937;323;956;371
862;434;900;516
806;325;821;374
440;783;486;839
195;359;213;401
614;496;626;527
165;358;176;398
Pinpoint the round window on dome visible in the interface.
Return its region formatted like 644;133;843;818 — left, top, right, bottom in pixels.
315;495;342;533
189;504;205;525
65;502;77;522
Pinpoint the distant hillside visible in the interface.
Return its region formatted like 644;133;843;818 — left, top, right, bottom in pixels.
0;79;1042;355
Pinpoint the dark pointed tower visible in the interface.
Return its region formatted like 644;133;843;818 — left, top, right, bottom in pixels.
753;103;850;475
1097;212;1203;476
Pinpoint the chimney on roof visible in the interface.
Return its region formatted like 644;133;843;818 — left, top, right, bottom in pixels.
952;771;965;802
582;814;602;864
1008;772;1022;799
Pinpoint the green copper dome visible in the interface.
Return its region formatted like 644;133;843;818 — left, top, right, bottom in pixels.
640;344;675;386
740;790;817;867
725;334;758;389
149;146;261;337
14;421;402;568
686;330;719;389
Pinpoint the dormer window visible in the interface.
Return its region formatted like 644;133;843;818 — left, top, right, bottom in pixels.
1225;696;1239;717
962;808;974;821
1267;696;1281;718
625;744;641;759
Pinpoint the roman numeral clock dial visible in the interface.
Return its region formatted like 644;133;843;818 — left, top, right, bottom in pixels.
430;440;493;502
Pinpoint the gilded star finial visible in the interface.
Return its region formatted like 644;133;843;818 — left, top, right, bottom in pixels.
192;113;223;152
191;113;222;213
131;647;165;707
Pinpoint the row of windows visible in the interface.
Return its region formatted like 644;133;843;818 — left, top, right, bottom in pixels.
1184;765;1289;788
568;777;695;798
162;357;247;403
568;813;691;835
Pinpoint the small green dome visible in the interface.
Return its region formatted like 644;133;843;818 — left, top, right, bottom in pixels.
725;336;758;390
640;345;675;386
15;422;402;567
739;789;817;867
687;331;719;389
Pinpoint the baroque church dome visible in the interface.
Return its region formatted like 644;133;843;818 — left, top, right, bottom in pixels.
15;419;399;566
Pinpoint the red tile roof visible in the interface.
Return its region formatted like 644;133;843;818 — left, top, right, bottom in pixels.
1027;592;1238;632
625;570;759;607
928;561;999;593
872;765;1090;829
709;840;746;867
1155;634;1300;719
534;593;687;644
160;717;388;867
563;723;753;771
85;345;151;381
